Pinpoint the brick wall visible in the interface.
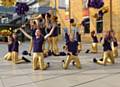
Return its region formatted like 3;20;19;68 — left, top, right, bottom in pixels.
50;0;120;42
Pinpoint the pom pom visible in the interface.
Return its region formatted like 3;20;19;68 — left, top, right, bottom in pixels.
22;50;29;55
15;2;29;15
88;0;104;9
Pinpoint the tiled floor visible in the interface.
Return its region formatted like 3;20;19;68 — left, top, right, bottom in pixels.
0;42;120;87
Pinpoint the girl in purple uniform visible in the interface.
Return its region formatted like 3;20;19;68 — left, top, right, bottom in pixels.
11;33;27;64
20;23;55;70
62;34;81;69
86;30;98;53
4;35;13;61
93;31;115;65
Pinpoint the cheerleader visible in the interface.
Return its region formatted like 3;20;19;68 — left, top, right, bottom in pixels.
3;35;13;61
19;24;55;70
62;34;81;69
85;31;98;53
29;20;38;37
91;31;98;53
45;13;53;55
93;31;115;65
70;19;82;51
76;24;82;52
110;31;118;58
49;16;60;55
11;33;27;64
27;20;38;53
37;14;49;56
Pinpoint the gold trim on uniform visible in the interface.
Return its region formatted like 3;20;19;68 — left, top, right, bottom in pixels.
12;51;25;64
111;42;118;58
97;51;114;65
32;52;48;70
63;55;81;69
4;52;12;61
91;43;98;53
51;36;59;54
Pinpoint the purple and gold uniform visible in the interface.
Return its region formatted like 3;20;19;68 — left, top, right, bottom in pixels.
91;31;98;53
91;34;98;53
70;19;82;51
8;43;13;52
46;21;53;54
63;38;81;69
67;41;78;56
12;40;19;52
111;38;118;58
32;35;49;70
19;23;55;70
33;36;44;52
11;33;26;64
50;25;59;55
4;36;13;61
94;36;115;65
11;39;20;64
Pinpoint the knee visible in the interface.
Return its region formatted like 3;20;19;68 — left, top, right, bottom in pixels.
76;65;81;69
63;64;68;70
63;66;68;70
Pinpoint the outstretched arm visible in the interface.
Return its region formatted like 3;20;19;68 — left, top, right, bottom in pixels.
0;42;8;44
31;15;41;20
45;15;48;28
19;28;32;40
101;37;104;44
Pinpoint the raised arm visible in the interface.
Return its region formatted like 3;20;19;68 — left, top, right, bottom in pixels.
0;42;8;44
19;28;32;40
101;37;104;44
31;14;41;20
45;15;48;28
44;24;55;39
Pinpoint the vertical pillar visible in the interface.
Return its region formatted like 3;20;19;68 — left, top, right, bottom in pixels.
54;0;57;16
110;0;112;30
69;0;71;33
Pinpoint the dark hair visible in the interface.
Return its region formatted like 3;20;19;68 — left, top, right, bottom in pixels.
58;23;61;26
46;13;51;18
39;18;43;23
52;16;58;22
91;31;95;37
55;16;58;20
41;14;45;19
70;19;74;24
33;21;36;24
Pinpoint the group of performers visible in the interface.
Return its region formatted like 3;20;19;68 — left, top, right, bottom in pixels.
2;12;119;70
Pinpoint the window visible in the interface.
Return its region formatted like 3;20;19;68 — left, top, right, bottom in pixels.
82;17;90;33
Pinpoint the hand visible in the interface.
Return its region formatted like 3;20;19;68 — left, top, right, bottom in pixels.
18;27;22;31
21;24;26;28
